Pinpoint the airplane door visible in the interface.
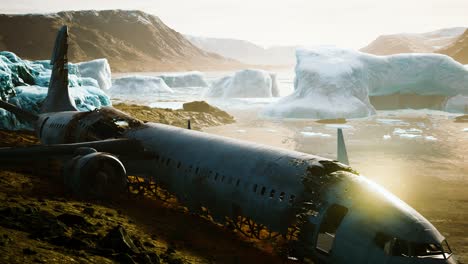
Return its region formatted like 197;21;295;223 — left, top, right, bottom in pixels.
315;204;348;256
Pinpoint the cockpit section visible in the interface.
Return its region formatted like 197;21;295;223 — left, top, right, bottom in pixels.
374;232;453;260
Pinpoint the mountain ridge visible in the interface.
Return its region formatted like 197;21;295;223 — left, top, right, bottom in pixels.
360;27;466;55
437;29;468;64
0;10;244;72
186;35;297;66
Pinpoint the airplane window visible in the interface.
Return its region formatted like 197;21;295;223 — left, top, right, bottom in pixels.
441;240;452;255
270;190;276;198
279;192;285;201
374;232;393;255
316;204;348;255
373;233;450;259
253;184;258;193
236;179;240;187
260;187;266;195
392;239;410;257
289;195;296;204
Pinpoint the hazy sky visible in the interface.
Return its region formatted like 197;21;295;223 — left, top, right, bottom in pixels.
1;0;467;49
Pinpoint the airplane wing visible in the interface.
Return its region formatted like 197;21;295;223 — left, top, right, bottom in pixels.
0;138;144;163
0;138;153;198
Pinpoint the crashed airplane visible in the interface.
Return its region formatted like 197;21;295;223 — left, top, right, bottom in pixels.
0;26;457;263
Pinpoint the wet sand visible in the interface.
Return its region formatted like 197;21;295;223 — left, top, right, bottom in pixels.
204;110;468;262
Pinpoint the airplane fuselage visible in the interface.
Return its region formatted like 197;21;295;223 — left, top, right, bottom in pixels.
34;108;456;263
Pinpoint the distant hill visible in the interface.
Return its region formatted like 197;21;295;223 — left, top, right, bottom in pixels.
186;35;297;66
437;29;468;64
360;27;466;55
0;10;244;72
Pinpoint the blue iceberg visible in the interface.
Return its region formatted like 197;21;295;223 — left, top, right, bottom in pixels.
0;52;112;130
264;47;468;119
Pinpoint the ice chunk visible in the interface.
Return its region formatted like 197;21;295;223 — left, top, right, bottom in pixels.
158;71;209;88
376;118;410;126
425;136;438;141
110;76;174;95
445;95;468;113
264;47;468;118
383;134;392;140
393;128;422;135
76;59;112;90
325;124;354;130
205;69;280;98
399;134;422;139
300;131;332;138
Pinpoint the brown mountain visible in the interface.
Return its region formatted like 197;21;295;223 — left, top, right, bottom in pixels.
361;27;466;55
0;10;243;72
437;29;468;64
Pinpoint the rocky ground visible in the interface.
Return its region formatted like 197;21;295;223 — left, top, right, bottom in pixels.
0;103;286;264
113;101;235;130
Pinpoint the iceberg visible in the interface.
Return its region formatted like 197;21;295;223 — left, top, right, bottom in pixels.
158;71;208;88
76;59;112;90
205;69;280;98
445;95;468;113
109;76;174;95
264;47;468;119
0;52;112;130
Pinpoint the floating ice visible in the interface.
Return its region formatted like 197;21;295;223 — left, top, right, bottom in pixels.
325;124;354;130
264;47;468;118
425;136;438;141
399;134;422;139
205;69;280;98
376;119;410;126
158;71;209;88
300;131;332;138
110;76;174;95
393;128;422;135
383;134;392;140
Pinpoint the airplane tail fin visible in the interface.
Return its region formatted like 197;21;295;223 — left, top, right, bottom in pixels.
40;25;78;113
337;128;349;165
